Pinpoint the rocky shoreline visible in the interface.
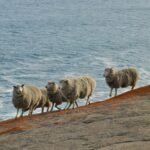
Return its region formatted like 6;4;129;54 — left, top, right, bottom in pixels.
0;85;150;150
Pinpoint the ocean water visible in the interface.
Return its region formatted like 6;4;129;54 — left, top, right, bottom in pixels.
0;0;150;120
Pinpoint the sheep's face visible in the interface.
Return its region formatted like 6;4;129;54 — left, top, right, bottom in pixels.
103;68;113;78
13;84;24;96
59;80;69;92
104;68;116;82
45;81;58;94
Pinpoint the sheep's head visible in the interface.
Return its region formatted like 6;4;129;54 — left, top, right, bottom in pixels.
13;84;24;96
45;81;58;94
59;79;68;85
103;68;116;77
59;79;69;91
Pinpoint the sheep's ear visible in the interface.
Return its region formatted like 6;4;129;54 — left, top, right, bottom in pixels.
13;86;17;88
21;84;24;88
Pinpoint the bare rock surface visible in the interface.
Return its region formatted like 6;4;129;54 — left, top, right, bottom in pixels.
0;85;150;150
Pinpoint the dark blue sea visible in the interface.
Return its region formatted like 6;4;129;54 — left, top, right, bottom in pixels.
0;0;150;120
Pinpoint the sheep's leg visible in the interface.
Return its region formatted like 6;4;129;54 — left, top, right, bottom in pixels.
31;104;38;115
55;104;61;110
72;101;76;109
109;88;113;97
28;109;32;116
67;102;72;109
115;88;117;96
131;85;135;90
70;102;75;109
86;96;90;105
47;106;49;112
41;106;44;113
20;109;24;117
64;102;69;110
75;100;78;107
28;106;34;116
31;108;34;115
73;100;79;108
15;108;19;119
50;103;54;111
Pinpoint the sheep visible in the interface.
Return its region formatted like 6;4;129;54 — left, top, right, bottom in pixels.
59;76;96;108
35;88;52;113
103;67;140;97
12;84;42;118
59;78;81;109
45;81;71;111
80;76;96;105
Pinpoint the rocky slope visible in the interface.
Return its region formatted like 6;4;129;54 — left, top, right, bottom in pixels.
0;85;150;150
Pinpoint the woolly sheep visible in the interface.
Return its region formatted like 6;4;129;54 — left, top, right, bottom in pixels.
12;84;42;118
59;78;81;109
45;81;71;111
81;76;96;105
103;67;140;97
36;88;52;113
59;76;96;108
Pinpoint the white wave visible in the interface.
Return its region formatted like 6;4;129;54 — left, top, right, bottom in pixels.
62;73;89;79
95;57;117;68
139;68;150;78
94;91;108;100
0;88;12;94
2;75;19;85
0;100;3;109
0;112;16;121
138;68;150;85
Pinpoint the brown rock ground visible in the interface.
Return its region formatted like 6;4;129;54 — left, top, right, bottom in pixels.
0;85;150;150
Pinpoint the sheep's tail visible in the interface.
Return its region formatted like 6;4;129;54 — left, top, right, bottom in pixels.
130;67;140;81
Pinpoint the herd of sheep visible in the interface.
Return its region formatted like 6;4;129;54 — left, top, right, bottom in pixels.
12;67;140;118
